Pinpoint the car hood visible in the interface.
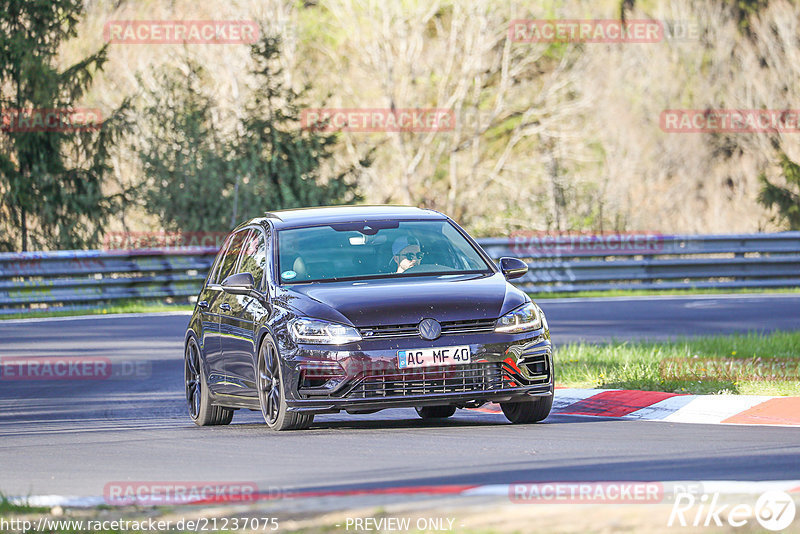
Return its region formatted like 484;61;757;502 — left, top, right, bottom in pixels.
279;272;526;327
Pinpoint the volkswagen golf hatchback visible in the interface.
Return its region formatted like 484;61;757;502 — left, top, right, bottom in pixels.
184;206;553;430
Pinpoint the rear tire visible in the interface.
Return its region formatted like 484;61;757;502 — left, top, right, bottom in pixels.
257;336;314;431
185;337;233;426
500;394;553;424
415;405;456;419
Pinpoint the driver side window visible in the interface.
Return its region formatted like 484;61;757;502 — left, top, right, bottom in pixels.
215;230;248;284
238;229;267;291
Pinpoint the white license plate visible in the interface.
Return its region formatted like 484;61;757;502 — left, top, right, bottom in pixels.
397;346;471;369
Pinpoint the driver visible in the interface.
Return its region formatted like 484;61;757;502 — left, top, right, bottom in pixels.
392;236;424;273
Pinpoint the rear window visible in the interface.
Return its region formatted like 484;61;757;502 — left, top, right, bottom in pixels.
277;220;491;284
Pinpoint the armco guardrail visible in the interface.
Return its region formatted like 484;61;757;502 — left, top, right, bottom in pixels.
0;248;216;315
0;233;798;314
482;232;800;293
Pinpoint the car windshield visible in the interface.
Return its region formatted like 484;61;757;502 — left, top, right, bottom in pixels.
277;219;492;283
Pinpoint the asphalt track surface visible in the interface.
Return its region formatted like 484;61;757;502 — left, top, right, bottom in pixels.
1;294;799;498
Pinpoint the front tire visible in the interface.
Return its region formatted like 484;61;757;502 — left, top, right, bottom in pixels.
257;336;313;431
185;337;233;426
415;405;456;419
500;393;553;424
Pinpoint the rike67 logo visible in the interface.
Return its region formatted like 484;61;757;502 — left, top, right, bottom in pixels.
668;490;796;531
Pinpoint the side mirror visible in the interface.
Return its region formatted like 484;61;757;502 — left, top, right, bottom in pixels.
221;272;256;296
499;257;528;280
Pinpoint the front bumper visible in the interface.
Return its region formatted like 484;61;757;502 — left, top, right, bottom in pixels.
281;329;553;414
286;385;553;414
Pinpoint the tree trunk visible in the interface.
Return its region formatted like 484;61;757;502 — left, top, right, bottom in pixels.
21;207;27;252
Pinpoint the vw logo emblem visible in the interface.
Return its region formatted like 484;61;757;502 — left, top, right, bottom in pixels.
418;318;441;340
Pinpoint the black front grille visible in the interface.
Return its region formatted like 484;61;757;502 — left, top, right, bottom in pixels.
344;363;505;398
359;318;496;340
441;318;497;335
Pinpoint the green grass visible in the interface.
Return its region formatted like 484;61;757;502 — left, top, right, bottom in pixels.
0;494;49;514
529;287;800;299
556;330;800;395
0;300;193;320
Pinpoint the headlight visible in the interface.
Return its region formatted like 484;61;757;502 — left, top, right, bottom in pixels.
494;302;543;333
289;318;362;344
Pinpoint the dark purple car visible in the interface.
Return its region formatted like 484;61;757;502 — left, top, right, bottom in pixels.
184;206;553;430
